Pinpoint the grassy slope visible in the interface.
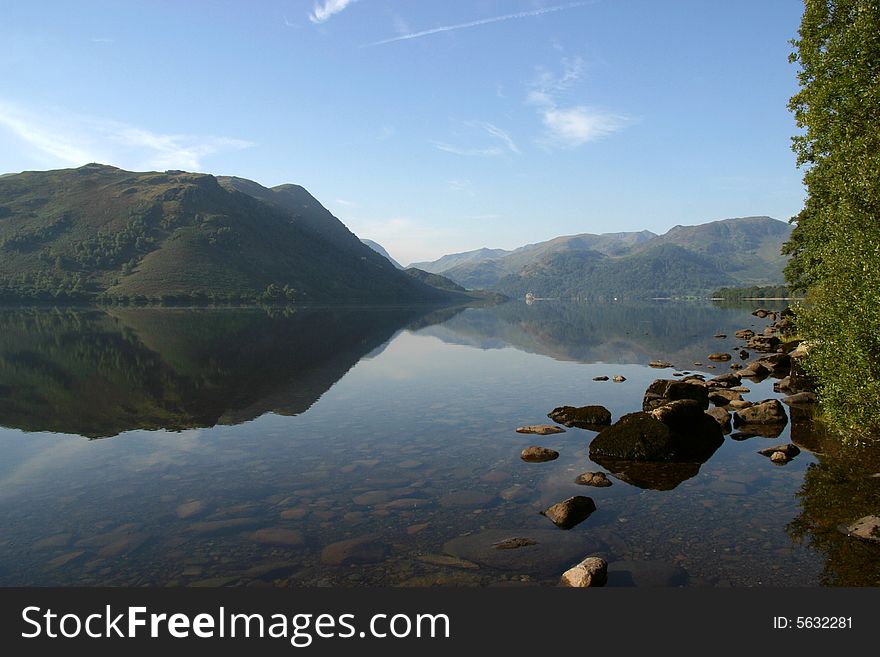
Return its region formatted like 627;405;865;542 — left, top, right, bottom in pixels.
0;164;450;304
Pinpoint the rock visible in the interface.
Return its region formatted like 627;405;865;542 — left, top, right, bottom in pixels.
492;537;538;550
730;386;750;393
735;329;756;339
416;554;480;570
176;500;206;519
728;399;753;410
752;309;770;318
708;389;743;406
756;353;791;372
593;375;609;381
642;379;709;412
730;363;742;370
541;496;597;529
574;471;612;487
516;424;566;435
841;516;880;543
246;528;304;546
706;407;731;428
560;557;608;587
733;399;788;426
520;446;559;462
739;349;750;359
649;399;706;430
708;373;741;387
747;335;780;352
280;508;308;520
758;443;801;459
672;372;684;376
773;377;792;393
443;529;605;575
612;375;626;382
321;535;390;565
738;361;772;378
548;405;612;429
682;374;705;382
589;406;723;462
713;333;727;339
708;352;732;361
770;451;789;464
649;360;674;368
783;392;818;406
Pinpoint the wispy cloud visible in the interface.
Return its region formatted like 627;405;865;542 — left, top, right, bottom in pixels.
366;1;590;47
334;198;358;208
527;57;627;148
433;121;519;157
0;100;252;171
310;0;358;24
433;142;504;157
540;106;626;148
90;37;115;44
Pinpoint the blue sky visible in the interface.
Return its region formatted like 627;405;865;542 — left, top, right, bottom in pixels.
0;0;806;264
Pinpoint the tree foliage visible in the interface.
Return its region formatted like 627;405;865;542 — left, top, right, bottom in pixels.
785;0;880;438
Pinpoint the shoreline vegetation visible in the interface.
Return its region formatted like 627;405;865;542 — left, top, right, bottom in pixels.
783;0;880;441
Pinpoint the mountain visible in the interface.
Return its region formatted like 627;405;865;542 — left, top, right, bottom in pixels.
641;216;792;284
430;230;657;290
0;164;455;305
415;217;790;299
409;247;511;273
361;239;403;269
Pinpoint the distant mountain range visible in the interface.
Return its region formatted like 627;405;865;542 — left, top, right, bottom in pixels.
0;164;470;305
408;216;792;299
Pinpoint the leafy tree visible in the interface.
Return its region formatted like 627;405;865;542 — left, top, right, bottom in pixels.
785;0;880;438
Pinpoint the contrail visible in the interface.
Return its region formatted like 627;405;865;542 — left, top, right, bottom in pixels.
365;2;590;47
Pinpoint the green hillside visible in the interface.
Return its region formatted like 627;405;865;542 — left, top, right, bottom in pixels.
493;244;734;300
420;216;790;298
0;164;453;305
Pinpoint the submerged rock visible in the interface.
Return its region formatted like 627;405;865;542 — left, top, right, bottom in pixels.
520;446;559;463
612;375;626;383
593;375;609;381
320;535;390;565
735;329;756;339
606;559;690;587
574;471;612;487
443;529;605;575
708;352;732;361
516;425;566;435
649;360;674;368
548;405;612;429
560;556;608;587
492;537;538;550
541;496;597;529
643;379;709;412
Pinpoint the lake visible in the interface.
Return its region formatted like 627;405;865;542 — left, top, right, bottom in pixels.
0;301;877;587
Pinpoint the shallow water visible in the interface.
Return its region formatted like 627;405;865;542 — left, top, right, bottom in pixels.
0;301;878;587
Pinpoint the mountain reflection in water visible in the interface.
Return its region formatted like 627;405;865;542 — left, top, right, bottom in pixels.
0;306;451;438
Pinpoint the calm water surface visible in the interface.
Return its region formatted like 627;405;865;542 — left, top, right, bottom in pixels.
0;302;878;587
